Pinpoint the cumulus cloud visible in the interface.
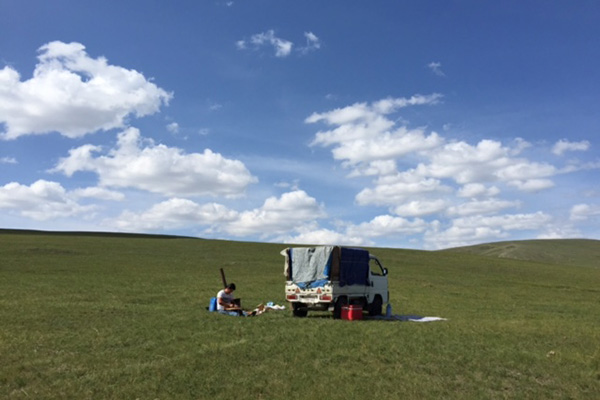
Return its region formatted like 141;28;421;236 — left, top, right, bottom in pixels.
71;186;125;201
113;199;238;231
307;94;443;172
457;183;500;198
280;214;429;247
570;203;600;221
552;139;590;156
282;228;370;247
506;179;554;192
446;198;520;217
0;41;172;139
417;140;556;189
0;180;97;220
392;199;447;217
356;172;451;207
308;96;570;218
424;212;553;249
346;215;428;238
108;190;326;238
226;190;326;236
51;127;257;197
303;95;594;248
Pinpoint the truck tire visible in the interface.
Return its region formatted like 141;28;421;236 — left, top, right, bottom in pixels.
292;302;308;317
369;296;383;316
333;296;348;319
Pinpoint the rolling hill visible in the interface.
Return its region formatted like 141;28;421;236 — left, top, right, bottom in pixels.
441;238;600;268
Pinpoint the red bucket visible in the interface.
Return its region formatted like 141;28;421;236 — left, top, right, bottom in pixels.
341;305;363;320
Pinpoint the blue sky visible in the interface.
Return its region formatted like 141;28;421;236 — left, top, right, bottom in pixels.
1;1;599;249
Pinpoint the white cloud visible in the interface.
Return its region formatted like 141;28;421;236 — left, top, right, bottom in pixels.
496;161;557;182
424;212;552;249
416;140;560;191
536;228;582;240
275;179;300;191
570;203;600;221
346;215;428;237
392;199;447;217
71;186;125;201
237;30;321;57
166;122;179;134
51;127;257;197
418;140;512;183
112;199;238;231
466;212;552;231
307;94;442;126
0;180;96;220
1;156;17;164
506;179;554;192
552;139;590;156
446;198;520;217
282;228;370;247
224;190;326;237
305;96;593;248
299;32;321;54
279;214;428;247
458;183;500;198
356;171;451;207
308;95;443;173
237;30;293;57
511;138;532;155
0;41;172;139
107;190;326;239
208;102;223;111
427;61;445;77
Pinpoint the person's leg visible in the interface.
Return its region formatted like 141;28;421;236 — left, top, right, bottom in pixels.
218;310;240;317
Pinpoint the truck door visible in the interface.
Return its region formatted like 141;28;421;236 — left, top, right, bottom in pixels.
368;257;388;303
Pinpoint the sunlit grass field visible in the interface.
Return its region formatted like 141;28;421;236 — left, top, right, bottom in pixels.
1;230;599;399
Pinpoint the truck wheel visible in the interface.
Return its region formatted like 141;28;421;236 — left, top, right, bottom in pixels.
333;296;347;319
292;303;308;317
369;296;383;316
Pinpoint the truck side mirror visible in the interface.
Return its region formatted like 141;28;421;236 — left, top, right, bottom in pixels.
383;268;388;276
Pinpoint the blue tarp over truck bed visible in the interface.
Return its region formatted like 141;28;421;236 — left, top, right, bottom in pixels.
288;246;370;288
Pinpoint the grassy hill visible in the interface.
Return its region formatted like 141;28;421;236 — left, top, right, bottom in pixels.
442;238;600;268
1;230;599;399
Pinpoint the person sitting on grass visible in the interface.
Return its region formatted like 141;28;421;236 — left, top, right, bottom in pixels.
217;283;243;316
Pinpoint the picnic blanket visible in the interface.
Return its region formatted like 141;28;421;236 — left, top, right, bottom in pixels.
368;314;447;322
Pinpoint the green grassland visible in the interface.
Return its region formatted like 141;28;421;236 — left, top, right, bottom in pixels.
442;238;600;269
1;230;599;399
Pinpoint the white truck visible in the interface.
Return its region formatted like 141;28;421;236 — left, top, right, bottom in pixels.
281;246;389;318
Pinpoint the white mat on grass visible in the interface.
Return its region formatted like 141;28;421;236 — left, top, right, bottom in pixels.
408;316;447;322
369;314;447;322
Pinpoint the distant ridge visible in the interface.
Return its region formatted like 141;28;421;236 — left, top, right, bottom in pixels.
0;228;197;240
443;239;600;268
